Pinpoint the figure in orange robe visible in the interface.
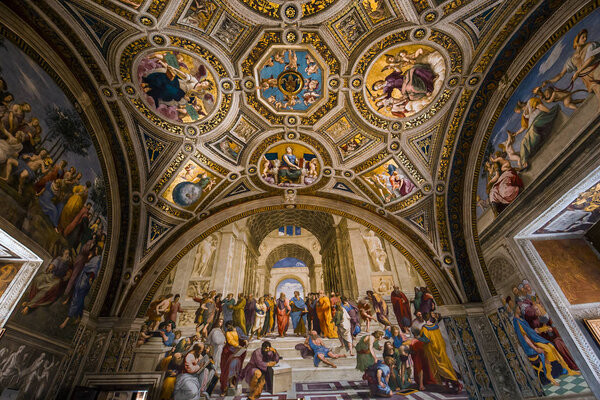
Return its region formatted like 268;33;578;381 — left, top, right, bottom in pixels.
276;294;290;336
316;291;338;338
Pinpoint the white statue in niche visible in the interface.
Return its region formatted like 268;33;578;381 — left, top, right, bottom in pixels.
362;229;388;272
192;235;217;277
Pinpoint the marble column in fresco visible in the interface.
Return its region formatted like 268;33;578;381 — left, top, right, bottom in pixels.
313;265;323;292
211;225;237;295
345;220;373;297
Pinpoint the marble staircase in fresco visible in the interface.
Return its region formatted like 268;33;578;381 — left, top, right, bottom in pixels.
244;334;382;382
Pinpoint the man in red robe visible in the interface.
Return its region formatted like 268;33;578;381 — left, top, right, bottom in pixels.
276;293;290;337
409;325;436;391
390;286;411;329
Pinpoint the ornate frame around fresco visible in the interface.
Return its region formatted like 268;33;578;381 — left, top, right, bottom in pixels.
136;204;444;318
0;228;43;328
584;318;600;349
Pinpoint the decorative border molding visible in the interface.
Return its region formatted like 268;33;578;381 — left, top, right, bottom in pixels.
0;228;43;328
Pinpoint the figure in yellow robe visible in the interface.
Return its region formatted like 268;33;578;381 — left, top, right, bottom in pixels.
57;184;89;233
232;295;247;334
267;297;275;332
316;293;337;338
419;322;458;384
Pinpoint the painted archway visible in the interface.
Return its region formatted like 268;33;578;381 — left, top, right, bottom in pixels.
274;277;306;300
121;195;464;319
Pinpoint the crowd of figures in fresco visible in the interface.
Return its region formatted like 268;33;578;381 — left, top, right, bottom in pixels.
478;17;600;220
0;38;107;337
503;280;581;387
140;285;464;400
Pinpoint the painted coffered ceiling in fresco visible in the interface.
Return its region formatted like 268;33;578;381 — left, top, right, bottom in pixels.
2;0;589;310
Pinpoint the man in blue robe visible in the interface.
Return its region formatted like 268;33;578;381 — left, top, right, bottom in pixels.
511;303;579;385
289;291;307;336
59;246;101;329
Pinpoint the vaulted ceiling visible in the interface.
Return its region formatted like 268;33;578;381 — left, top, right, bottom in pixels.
0;0;582;315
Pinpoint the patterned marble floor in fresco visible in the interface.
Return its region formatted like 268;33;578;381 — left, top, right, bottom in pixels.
216;380;469;400
544;374;591;397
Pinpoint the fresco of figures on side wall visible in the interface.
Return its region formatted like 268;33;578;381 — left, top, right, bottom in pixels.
534;180;600;235
0;36;108;341
501;279;590;395
476;8;600;231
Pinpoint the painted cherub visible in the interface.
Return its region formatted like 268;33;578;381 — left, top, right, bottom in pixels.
273;50;286;64
484;159;500;194
307;158;318;178
260;76;278;90
283;95;299;109
264;57;275;68
179;164;196;181
381;48;424;72
285;50;298;71
375;96;408;118
303;91;320;106
499;129;522;169
304;78;320;91
305;54;319;75
267;95;283;110
535;85;586;110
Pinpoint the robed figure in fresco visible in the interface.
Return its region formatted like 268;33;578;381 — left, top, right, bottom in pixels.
220;321;248;393
367;290;392;327
21;249;72;315
241;341;280;400
141;53;214;114
316;290;337;338
232;294;246;334
511;302;579;386
289;291;307;336
418;318;462;393
390;286;411;328
278;146;303;184
276;293;290;337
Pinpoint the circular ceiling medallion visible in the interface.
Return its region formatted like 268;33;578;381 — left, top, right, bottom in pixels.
278;70;304;96
260;142;320;188
364;44;446;120
135;49;219;124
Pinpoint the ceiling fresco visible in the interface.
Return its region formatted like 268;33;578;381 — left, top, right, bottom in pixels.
0;0;594;315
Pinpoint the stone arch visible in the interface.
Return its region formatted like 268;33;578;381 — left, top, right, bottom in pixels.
272;274;309;298
265;244;316;272
248;210;335;249
121;195;462;318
